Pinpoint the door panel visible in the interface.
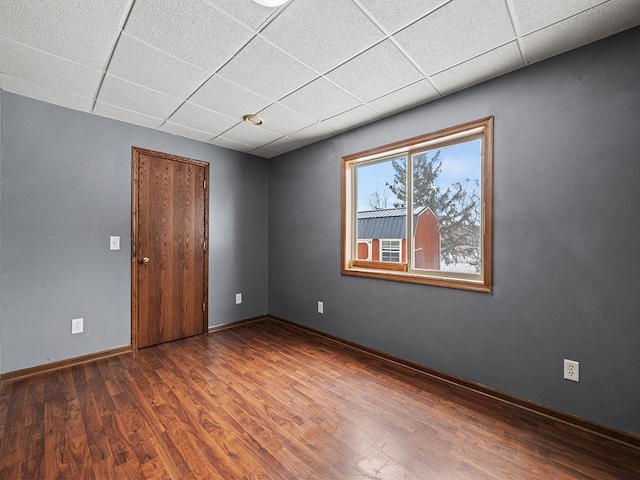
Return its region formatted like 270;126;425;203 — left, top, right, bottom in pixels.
133;148;208;348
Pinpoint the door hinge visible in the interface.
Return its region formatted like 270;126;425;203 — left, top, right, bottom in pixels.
202;303;206;312
203;180;207;189
203;241;207;252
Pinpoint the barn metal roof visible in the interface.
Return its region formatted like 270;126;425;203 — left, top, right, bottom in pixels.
357;207;428;239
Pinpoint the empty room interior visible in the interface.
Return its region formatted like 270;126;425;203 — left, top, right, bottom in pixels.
1;0;640;478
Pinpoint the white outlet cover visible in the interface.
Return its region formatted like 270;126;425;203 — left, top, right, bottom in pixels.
236;293;242;304
564;359;579;382
110;236;120;250
318;301;324;314
72;317;84;334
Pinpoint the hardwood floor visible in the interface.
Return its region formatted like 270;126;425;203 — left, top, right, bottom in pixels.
1;319;638;479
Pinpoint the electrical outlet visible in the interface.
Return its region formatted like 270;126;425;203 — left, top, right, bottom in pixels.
235;293;242;305
318;301;324;314
564;359;579;382
71;318;83;334
109;236;120;250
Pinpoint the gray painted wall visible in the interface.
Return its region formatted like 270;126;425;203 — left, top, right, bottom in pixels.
0;91;268;373
268;27;640;435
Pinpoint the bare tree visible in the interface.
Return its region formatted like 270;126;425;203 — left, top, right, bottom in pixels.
366;190;389;210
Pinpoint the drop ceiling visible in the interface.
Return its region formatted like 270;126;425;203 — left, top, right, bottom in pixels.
1;0;639;158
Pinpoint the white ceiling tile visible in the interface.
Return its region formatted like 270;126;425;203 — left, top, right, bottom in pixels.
0;74;94;112
217;37;317;100
320;105;379;132
98;75;183;119
2;0;636;158
189;75;272;118
0;0;119;69
204;0;278;30
47;0;131;29
280;77;361;121
357;0;446;33
326;40;423;102
509;0;608;35
221;122;283;148
249;137;311;158
160;121;216;142
522;0;640;64
94;101;164;129
209;136;255;153
394;0;516;74
368;79;440;116
260;0;385;73
288;122;337;142
124;0;253;72
0;36;102;98
169;102;239;135
107;34;210;98
431;42;524;95
256;103;317;135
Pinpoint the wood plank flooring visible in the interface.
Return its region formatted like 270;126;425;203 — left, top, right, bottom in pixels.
1;319;639;479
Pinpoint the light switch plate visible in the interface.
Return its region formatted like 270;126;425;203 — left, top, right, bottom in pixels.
110;236;120;250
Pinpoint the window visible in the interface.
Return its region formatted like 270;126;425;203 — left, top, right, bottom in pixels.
342;117;493;292
381;239;401;262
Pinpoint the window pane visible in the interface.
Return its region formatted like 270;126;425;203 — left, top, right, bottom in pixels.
355;157;407;264
381;240;401;262
411;139;482;273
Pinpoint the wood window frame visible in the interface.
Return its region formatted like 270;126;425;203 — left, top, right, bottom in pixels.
341;117;493;293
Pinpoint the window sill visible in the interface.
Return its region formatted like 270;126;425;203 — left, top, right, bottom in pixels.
342;265;491;293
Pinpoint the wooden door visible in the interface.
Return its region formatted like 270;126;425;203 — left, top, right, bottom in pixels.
132;148;209;349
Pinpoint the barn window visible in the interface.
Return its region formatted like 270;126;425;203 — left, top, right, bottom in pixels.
380;239;402;263
341;117;493;292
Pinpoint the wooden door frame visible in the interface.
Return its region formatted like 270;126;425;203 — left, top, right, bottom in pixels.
131;147;210;351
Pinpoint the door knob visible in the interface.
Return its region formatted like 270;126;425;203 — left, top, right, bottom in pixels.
141;257;150;264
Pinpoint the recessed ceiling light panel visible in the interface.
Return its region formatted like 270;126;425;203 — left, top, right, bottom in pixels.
243;114;264;126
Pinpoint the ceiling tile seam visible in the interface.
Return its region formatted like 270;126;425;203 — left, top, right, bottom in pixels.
386;37;443;97
350;0;395;36
248;32;418;110
91;0;137;113
426;39;522;78
321;103;377;124
95;99;164;122
201;0;289;34
210;136;254;148
247;137;283;155
391;0;456;36
163;121;217;142
364;78;432;115
99;73;184;103
247;36;408;116
0;71;95;103
0;33;105;74
115;32;211;74
519;0;617;41
502;0;529;65
160;18;302;130
254;104;317;134
0;33;104;83
214;118;284;142
352;0;454;37
286;123;335;140
134;35;266;129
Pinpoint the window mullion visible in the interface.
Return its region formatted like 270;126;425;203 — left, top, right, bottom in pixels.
406;152;413;268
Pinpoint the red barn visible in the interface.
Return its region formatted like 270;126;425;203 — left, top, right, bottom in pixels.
356;207;440;270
